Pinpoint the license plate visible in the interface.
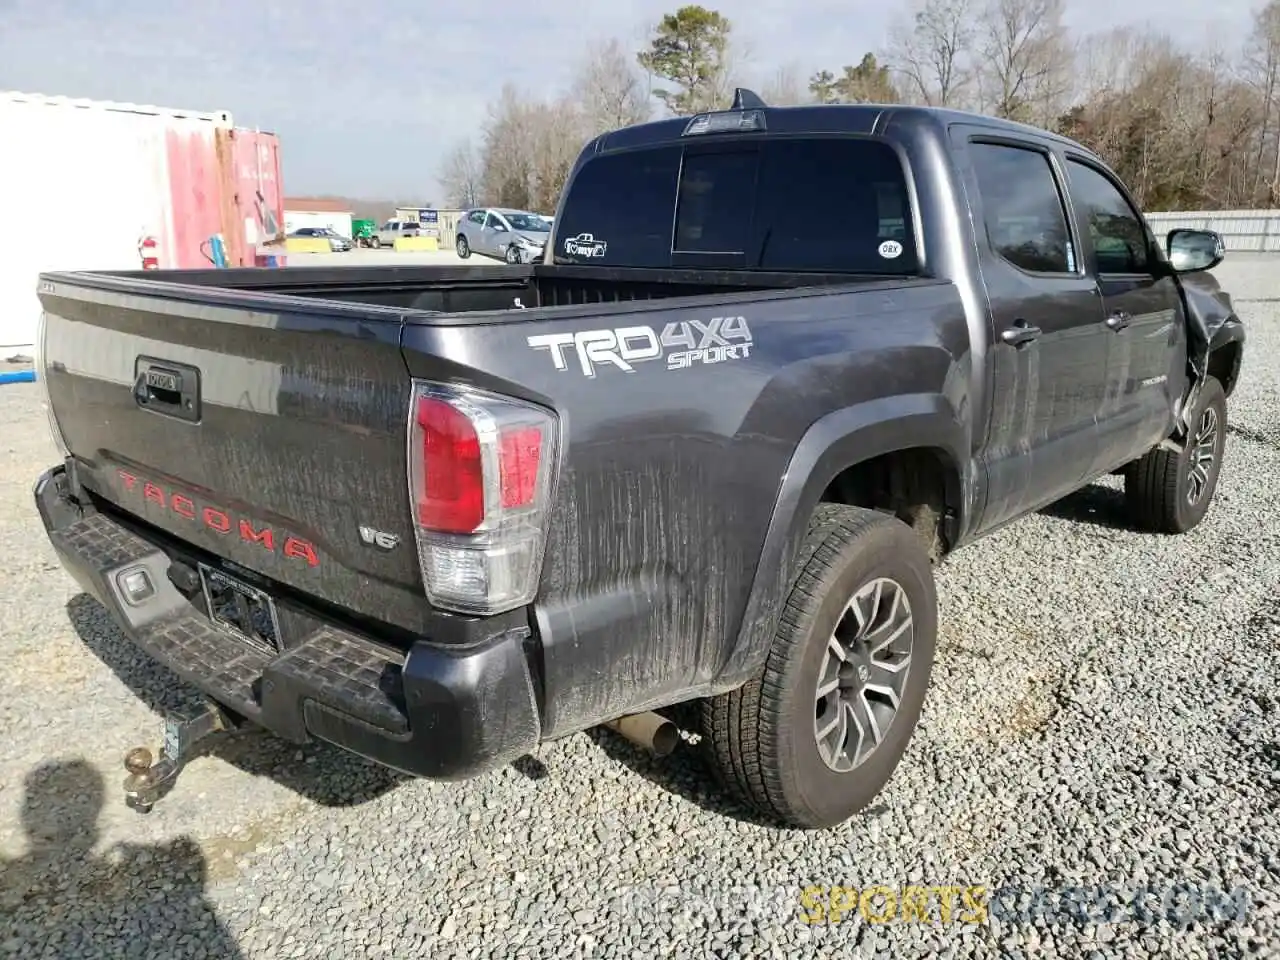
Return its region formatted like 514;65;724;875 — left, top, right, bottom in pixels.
198;564;282;655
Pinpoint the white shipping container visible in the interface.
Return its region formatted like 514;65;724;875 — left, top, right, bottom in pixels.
0;91;232;352
284;210;354;238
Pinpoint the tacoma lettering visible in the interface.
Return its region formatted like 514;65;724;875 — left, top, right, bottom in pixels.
117;470;318;567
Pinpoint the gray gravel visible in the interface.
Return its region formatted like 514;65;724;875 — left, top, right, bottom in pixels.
1;265;1278;959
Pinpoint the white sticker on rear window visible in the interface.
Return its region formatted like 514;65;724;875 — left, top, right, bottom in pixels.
564;233;608;258
878;240;903;259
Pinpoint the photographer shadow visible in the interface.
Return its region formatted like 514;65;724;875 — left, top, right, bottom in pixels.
0;758;244;958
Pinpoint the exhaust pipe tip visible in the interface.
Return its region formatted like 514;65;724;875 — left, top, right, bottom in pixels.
603;711;680;757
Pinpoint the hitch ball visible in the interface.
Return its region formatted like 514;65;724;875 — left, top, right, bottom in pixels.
124;747;154;775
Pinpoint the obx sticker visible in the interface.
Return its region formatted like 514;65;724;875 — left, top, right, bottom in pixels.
878;240;903;259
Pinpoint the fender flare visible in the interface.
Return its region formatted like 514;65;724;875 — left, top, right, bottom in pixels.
711;393;969;691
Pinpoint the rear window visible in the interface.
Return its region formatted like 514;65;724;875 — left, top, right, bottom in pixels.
554;136;918;273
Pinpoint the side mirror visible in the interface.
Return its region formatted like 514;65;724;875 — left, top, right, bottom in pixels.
1166;228;1224;273
493;223;508;232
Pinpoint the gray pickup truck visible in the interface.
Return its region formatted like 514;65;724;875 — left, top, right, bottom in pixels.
32;93;1244;829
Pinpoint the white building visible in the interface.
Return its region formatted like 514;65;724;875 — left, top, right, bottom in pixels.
283;197;354;238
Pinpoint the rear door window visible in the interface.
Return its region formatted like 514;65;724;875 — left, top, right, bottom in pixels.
554;137;917;273
969;141;1076;274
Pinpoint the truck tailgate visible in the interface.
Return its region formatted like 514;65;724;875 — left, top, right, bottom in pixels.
37;275;431;635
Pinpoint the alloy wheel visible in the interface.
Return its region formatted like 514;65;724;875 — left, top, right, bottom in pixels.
1187;405;1220;506
813;577;915;773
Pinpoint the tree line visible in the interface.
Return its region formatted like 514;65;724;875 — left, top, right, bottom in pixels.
438;1;1280;214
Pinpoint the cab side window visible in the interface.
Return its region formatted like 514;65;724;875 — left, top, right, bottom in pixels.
1066;159;1151;275
970;141;1076;274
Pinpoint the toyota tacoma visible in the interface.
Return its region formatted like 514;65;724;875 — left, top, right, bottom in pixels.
32;93;1245;828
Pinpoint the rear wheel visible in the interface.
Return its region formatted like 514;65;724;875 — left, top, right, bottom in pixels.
1124;375;1227;534
456;235;471;258
702;504;937;829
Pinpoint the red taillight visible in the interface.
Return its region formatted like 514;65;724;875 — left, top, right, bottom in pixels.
416;396;484;533
407;381;559;616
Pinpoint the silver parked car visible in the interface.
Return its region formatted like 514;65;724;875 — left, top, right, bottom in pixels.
372;219;429;248
455;207;552;264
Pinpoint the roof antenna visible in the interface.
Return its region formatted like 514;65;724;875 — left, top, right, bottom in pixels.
731;87;767;110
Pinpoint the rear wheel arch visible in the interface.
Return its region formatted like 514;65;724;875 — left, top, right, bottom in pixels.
819;445;963;562
713;395;969;692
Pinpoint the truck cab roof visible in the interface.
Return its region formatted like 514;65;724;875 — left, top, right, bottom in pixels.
587;101;1104;165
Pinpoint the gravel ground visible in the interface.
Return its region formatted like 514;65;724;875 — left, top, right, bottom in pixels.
0;263;1278;959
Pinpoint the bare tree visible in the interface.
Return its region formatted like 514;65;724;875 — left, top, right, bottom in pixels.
759;64;810;105
479;85;535;210
525;97;590;212
478;85;588;213
976;0;1070;123
1244;0;1280;202
884;0;976;108
572;38;652;135
437;139;483;209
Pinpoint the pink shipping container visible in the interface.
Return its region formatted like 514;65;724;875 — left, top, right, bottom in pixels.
0;90;287;351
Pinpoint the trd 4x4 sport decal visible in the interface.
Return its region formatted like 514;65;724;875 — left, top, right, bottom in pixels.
527;316;753;378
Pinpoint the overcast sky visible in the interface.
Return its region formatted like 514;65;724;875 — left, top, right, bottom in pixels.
1;0;1258;203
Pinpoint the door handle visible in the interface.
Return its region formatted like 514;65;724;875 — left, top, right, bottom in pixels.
1001;321;1042;347
1105;311;1131;331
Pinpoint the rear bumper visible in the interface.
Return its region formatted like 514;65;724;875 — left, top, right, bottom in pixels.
33;464;541;780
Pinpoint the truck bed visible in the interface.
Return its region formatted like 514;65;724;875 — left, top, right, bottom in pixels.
88;262;880;317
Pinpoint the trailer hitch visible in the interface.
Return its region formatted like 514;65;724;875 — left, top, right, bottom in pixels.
122;699;232;813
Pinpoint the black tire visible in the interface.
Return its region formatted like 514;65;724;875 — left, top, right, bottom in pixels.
456;235;471;258
505;244;522;264
701;503;938;829
371;237;382;249
1124;375;1227;534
